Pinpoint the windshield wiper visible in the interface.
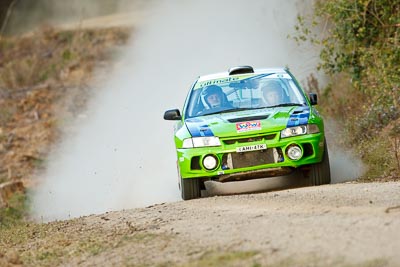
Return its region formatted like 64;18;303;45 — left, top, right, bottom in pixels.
266;103;305;108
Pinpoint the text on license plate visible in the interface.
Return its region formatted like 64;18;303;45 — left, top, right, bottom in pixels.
236;144;267;153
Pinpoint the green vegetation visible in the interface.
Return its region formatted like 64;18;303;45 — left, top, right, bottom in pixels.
0;192;28;229
294;0;400;179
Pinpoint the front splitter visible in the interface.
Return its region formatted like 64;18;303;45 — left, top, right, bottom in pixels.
204;171;309;196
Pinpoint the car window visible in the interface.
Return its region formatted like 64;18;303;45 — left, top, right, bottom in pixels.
185;73;307;118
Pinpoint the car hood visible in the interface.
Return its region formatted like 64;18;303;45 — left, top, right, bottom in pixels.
184;106;310;138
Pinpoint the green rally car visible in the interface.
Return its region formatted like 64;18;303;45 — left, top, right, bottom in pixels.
164;66;331;200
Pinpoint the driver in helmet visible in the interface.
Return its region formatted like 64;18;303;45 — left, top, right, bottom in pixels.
262;80;286;106
201;85;231;111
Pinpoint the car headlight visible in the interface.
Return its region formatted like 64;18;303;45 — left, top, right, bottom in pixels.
182;137;221;148
280;124;320;138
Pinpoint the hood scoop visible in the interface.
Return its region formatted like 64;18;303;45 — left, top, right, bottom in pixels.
292;106;310;114
227;115;269;123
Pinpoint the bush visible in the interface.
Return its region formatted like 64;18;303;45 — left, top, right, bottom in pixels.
0;192;28;228
294;0;400;179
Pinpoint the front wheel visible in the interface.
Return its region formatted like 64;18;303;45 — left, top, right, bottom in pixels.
180;177;201;200
309;140;331;185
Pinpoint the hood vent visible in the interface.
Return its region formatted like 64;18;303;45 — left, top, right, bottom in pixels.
227;115;269;123
292;106;310;114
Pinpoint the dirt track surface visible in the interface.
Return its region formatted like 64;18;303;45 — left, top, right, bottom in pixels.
2;181;399;266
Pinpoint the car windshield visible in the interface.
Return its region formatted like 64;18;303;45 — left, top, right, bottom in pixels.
184;72;307;118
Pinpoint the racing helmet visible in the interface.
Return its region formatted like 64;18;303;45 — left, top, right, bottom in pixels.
201;85;226;109
262;80;285;104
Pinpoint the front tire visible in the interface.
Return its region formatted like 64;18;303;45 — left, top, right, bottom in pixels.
180;177;201;200
309;140;331;185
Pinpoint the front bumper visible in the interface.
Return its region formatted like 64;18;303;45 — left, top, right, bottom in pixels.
177;132;325;181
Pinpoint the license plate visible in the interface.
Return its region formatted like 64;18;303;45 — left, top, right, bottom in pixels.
236;144;267;153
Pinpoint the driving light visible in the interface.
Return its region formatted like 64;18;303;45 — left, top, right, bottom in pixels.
280;124;320;138
286;144;303;160
203;154;218;170
182;137;221;148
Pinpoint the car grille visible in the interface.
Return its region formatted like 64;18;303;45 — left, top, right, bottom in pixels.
221;148;283;170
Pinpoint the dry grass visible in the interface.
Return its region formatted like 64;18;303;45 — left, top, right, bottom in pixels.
0;26;130;89
0;26;131;184
0;214;166;266
0;26;131;235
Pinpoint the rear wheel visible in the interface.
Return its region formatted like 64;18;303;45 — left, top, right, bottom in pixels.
309;140;331;185
180;177;201;200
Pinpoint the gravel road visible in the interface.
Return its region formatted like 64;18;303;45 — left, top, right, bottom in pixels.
2;181;400;266
57;181;400;266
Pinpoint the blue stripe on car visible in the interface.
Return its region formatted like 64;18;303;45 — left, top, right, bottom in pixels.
286;107;310;127
186;121;214;137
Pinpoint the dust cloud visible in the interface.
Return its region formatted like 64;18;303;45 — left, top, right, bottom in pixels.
325;119;366;183
32;0;362;221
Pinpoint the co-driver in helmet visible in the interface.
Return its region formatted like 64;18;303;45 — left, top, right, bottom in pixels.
262;80;286;106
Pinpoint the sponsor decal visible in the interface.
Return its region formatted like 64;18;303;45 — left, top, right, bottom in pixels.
196;77;240;89
236;120;262;133
194;74;270;89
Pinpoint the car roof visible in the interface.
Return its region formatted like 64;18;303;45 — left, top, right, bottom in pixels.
197;67;288;82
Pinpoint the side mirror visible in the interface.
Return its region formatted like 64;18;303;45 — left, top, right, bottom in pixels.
164;109;182;120
309;93;318;105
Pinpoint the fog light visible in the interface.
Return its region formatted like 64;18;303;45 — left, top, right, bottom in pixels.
203;155;218;170
286;145;303;161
